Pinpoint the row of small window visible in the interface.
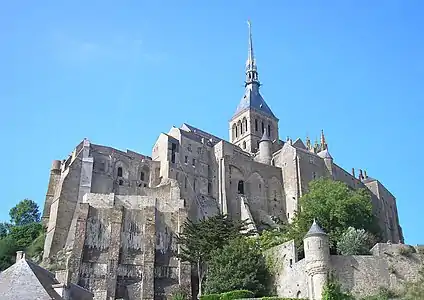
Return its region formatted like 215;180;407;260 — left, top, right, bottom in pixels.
117;167;147;181
187;144;203;155
232;118;272;139
176;172;212;194
184;156;196;166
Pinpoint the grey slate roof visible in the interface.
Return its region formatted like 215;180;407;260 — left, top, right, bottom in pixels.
180;123;223;146
233;84;277;119
0;258;62;300
305;219;327;238
0;257;93;300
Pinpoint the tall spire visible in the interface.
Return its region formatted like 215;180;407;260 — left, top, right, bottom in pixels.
245;20;260;87
320;129;327;150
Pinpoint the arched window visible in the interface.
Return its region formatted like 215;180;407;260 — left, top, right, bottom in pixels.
255;119;258;131
261;121;264;133
117;167;123;177
235;125;238;138
232;124;237;140
238;120;243;135
268;124;271;136
237;180;244;194
140;171;145;181
243;118;248;132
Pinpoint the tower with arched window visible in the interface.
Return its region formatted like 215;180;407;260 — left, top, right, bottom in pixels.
229;21;279;153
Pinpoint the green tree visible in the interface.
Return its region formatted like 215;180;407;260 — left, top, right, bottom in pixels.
0;236;19;270
257;228;288;251
9;199;41;226
287;178;381;252
0;222;10;238
204;237;268;296
176;214;253;297
337;227;373;255
9;222;44;249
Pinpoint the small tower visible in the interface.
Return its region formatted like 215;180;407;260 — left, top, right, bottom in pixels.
258;128;272;165
320;130;328;151
304;219;330;300
317;148;333;176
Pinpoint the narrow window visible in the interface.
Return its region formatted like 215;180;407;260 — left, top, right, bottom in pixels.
140;171;145;181
287;212;290;219
313;172;317;179
243;118;248;132
237;180;244;194
242;141;246;149
171;143;176;163
268;124;271;136
119;179;123;186
184;177;187;189
193;178;196;191
208;182;212;194
255;119;258;131
117;167;123;177
290;259;293;267
184;156;188;164
261;121;264;133
258;183;261;190
235;126;238;137
192;158;196;166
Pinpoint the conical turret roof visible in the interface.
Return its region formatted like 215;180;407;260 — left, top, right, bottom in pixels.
259;128;271;142
304;219;327;238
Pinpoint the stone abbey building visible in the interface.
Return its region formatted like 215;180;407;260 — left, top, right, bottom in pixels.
41;23;403;300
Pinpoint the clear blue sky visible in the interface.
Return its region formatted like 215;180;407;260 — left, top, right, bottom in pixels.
0;1;422;244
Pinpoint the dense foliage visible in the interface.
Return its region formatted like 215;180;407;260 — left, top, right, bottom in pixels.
205;237;268;296
0;199;45;270
337;227;373;255
322;274;354;300
286;178;381;252
176;214;254;296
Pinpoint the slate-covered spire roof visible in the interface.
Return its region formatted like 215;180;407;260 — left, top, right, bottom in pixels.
304;219;327;238
232;21;277;120
259;128;271;142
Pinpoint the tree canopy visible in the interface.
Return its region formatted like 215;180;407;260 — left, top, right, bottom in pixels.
176;214;254;296
204;237;268;296
0;199;45;270
286;178;381;251
9;199;41;226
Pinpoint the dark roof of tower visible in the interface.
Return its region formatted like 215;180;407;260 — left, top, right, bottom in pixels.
233;85;277;120
304;219;327;238
259;128;271;142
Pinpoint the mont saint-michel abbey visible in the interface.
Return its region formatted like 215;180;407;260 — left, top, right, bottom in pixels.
39;23;403;300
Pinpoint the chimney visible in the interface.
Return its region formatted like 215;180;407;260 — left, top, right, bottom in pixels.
364;170;368;179
351;168;355;177
359;169;364;180
16;251;25;262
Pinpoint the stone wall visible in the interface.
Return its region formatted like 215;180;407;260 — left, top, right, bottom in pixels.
62;180;189;300
267;241;423;299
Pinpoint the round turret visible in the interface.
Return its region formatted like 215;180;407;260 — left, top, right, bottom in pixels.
259;129;272;165
304;220;330;300
51;160;62;173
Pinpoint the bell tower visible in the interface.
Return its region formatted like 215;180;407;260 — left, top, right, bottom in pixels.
229;21;279;153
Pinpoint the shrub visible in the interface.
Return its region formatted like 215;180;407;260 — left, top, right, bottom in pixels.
199;294;221;300
336;227;372;256
220;290;255;300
